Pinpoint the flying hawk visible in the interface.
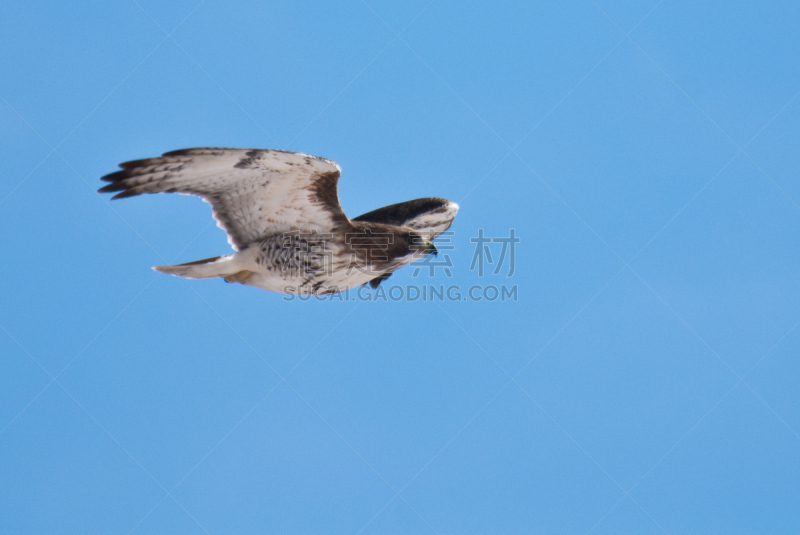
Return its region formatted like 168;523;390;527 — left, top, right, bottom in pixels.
99;148;458;295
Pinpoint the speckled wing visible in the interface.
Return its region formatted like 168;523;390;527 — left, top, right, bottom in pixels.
352;197;459;239
99;148;346;250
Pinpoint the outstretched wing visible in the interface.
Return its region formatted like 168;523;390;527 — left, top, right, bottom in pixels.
353;198;458;289
99;148;346;250
352;197;458;239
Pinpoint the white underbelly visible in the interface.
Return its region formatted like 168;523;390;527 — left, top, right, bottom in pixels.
234;242;415;295
242;267;381;295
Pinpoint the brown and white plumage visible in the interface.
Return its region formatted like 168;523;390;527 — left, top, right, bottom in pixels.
99;148;458;295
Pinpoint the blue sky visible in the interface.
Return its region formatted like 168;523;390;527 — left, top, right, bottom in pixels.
1;0;799;533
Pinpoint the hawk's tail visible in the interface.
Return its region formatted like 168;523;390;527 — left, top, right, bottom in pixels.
153;255;238;279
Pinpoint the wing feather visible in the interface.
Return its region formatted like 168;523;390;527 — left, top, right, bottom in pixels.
352;197;458;239
99;148;346;250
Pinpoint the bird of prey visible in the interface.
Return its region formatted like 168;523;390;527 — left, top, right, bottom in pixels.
99;148;458;295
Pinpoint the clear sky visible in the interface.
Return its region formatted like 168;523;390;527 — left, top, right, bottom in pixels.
2;0;799;533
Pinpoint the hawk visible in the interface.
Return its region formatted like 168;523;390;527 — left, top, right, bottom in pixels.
99;148;458;295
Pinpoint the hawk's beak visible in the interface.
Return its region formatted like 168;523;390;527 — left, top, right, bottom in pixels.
427;240;438;257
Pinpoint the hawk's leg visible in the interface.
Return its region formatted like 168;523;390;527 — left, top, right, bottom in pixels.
223;270;256;284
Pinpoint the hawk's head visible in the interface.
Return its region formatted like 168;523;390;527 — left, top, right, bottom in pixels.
407;232;438;258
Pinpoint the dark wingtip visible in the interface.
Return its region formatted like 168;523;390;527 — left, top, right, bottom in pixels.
110;190;140;200
118;157;166;169
100;169;128;183
99;167;135;197
97;182;127;194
